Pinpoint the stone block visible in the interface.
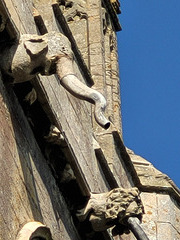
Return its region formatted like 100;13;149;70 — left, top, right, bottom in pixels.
90;45;103;55
88;0;101;8
141;192;157;220
140;192;157;240
87;6;100;16
90;64;104;76
91;75;105;90
113;93;120;102
174;198;180;234
106;85;113;117
96;133;114;165
157;222;176;240
157;194;175;224
90;54;104;65
88;18;102;43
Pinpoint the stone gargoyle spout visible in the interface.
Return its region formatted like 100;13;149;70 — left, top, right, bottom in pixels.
76;187;144;235
0;32;110;129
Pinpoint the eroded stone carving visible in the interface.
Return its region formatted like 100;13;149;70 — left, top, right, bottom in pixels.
24;88;37;105
58;0;87;22
0;32;72;81
16;221;53;240
60;163;76;183
76;187;144;233
0;31;110;129
44;125;66;146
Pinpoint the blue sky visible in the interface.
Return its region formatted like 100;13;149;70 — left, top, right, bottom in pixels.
117;1;180;187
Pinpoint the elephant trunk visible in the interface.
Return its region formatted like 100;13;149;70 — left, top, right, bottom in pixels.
56;57;110;129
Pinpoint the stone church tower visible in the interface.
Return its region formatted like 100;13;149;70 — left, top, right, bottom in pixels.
0;0;179;239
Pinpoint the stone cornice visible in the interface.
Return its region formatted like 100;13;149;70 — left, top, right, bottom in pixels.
110;128;180;204
127;148;180;203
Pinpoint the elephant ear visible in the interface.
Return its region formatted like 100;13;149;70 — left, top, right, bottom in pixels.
23;34;48;57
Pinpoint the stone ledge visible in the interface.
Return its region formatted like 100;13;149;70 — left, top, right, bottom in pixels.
127;148;180;202
108;128;180;203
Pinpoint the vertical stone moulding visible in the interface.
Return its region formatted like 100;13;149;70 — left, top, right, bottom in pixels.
16;222;53;240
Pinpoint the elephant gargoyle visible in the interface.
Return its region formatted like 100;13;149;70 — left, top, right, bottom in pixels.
0;31;110;129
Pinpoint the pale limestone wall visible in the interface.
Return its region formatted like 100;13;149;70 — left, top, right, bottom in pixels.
141;192;180;240
127;149;180;239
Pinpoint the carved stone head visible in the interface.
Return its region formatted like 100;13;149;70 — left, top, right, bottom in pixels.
77;187;144;233
0;32;73;83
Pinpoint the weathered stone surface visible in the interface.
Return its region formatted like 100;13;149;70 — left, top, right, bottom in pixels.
0;74;81;240
174;198;180;234
3;0;180;240
157;194;175;224
33;74;109;193
16;222;53;240
127;148;180;199
0;32;73;82
157;222;176;240
1;0;36;34
140;193;157;240
128;149;180;239
56;0;89;67
33;0;59;32
77;187;144;234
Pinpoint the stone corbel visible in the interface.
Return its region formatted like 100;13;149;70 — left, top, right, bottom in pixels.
16;221;53;240
76;187;144;235
0;31;110;129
